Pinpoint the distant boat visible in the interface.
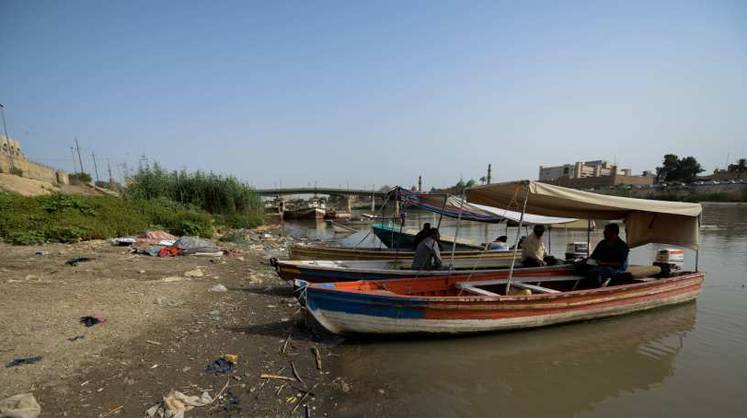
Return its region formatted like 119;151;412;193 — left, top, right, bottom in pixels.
326;220;357;234
284;207;325;220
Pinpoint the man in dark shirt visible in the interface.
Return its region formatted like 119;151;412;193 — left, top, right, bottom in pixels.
412;223;431;249
586;223;629;287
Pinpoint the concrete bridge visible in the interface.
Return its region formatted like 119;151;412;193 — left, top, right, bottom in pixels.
256;187;388;197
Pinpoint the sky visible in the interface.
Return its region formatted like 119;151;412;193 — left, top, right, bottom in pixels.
1;0;745;189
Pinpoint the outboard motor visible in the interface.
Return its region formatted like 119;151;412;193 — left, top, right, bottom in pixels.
654;248;685;276
565;242;589;262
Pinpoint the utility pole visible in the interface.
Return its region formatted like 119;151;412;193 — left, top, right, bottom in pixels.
487;164;492;184
70;147;77;173
91;152;100;183
0;103;16;173
418;175;422;192
74;137;85;174
107;158;114;184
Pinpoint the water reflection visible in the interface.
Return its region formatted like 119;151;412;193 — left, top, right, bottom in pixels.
325;303;697;418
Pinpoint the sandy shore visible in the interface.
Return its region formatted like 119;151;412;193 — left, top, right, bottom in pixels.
0;236;347;417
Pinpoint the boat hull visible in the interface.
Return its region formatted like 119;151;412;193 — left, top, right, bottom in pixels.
274;257;521;282
284;207;325;220
288;244;512;261
302;273;704;335
372;223;482;250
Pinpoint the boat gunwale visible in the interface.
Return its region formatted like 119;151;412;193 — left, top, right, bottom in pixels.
304;272;704;304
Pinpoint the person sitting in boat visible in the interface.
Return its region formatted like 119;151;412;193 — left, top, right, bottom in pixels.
585;223;630;287
412;223;432;249
487;235;509;251
412;228;443;270
521;225;557;267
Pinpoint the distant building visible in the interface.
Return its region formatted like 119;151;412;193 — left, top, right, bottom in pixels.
1;135;69;184
538;160;653;189
539;160;628;181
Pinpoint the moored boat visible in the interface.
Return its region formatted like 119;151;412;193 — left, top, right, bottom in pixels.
288;244;512;261
299;270;703;335
372;223;483;250
298;180;704;336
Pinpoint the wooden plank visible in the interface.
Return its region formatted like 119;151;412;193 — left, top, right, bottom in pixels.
512;282;560;294
457;284;500;297
460;275;579;288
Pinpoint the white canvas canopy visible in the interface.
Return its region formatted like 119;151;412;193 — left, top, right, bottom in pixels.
470;203;577;226
466;180;702;249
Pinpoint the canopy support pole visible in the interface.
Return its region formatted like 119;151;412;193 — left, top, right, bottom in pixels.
695;249;699;271
506;184;529;294
586;219;592;257
436;194;448;230
448;189;466;274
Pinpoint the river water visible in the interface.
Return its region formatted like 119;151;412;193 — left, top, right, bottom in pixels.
282;203;747;417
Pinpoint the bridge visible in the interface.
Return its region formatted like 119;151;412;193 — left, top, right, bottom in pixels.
256;187;388;197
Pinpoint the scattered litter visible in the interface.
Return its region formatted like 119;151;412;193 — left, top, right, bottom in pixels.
80;314;106;327
0;393;41;418
312;347;322;371
5;356;43;368
150;364;159;369
111;237;136;246
223;353;239;363
145;390;214;418
80;380;90;386
146;340;162;346
138;270;146;274
161;276;185;283
158;247;182;257
221;389;241;414
68;335;85;342
34;251;46;256
174;237;219;255
259;373;296;382
66;256;93;266
193;251;223;257
183;268;204;278
208;284;228;293
206;355;237;374
156;296;183;307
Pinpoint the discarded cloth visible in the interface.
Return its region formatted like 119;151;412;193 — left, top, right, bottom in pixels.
5;356;42;368
158;247;182;257
206;357;236;374
80;314;106;327
173;237;219;255
145;390;214;418
135;230;178;247
0;393;41;418
65;256;92;266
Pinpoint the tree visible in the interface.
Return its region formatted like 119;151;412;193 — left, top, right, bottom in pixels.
655;154;703;183
465;179;477;188
727;158;747;173
676;156;704;182
479;176;487;184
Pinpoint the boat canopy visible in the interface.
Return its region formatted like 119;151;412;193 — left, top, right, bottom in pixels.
392;187;578;226
466;181;702;249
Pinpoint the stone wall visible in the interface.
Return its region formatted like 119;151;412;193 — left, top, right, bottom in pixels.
550;174;654;189
0;135;68;185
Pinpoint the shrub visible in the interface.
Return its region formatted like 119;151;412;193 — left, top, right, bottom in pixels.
69;172;92;185
0;192;215;244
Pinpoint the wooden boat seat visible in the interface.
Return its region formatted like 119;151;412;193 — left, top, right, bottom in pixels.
625;265;662;279
511;282;560;294
456;284;501;297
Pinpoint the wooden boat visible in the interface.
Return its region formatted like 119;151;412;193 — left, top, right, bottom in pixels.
284;207;325;220
298;180;704;335
299;268;703;335
288;244;512;261
372;223;483;250
326;220;357;234
273;256;522;282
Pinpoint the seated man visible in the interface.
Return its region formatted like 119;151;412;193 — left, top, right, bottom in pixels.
585;223;629;287
487;235;509;251
521;225;557;267
412;222;431;249
411;228;443;270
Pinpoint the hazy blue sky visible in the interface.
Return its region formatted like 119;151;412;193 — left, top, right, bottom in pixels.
1;0;745;189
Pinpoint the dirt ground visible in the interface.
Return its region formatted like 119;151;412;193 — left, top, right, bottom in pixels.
0;234;349;417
